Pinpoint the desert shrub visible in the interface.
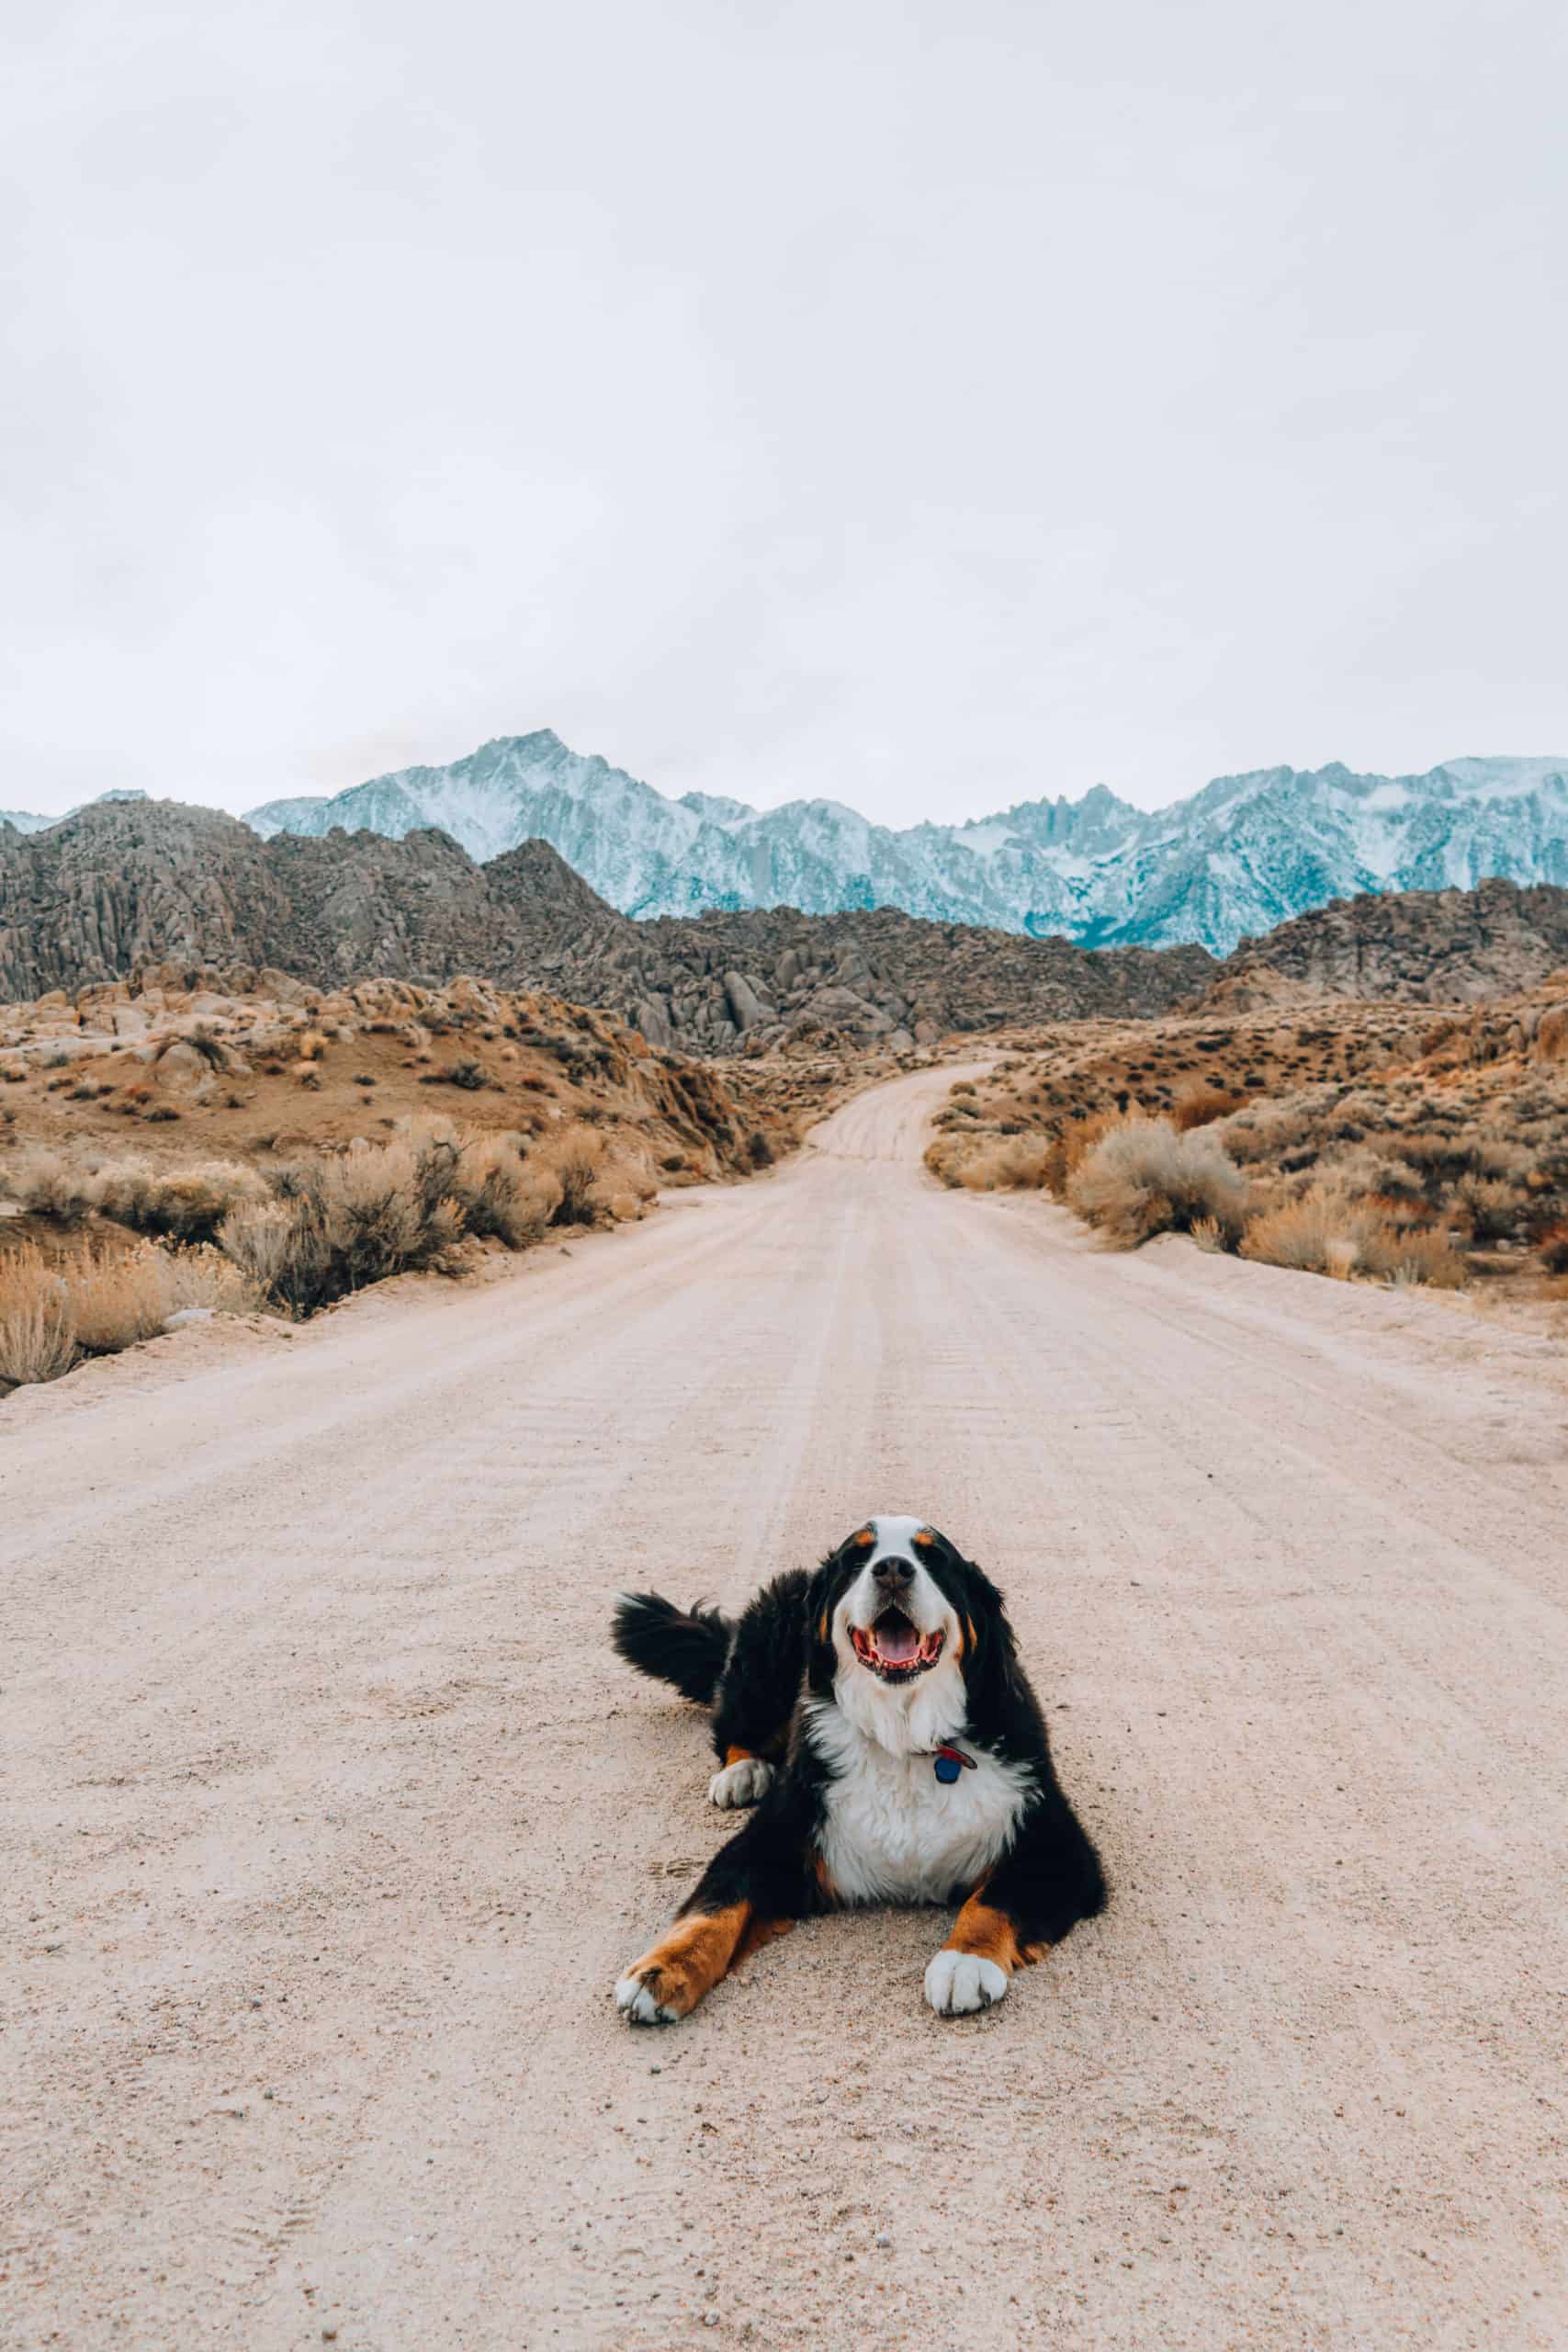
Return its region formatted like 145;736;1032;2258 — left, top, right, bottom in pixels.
1066;1117;1249;1249
1361;1227;1466;1288
1239;1184;1383;1274
449;1135;550;1250
747;1129;775;1169
0;1246;76;1385
216;1202;298;1298
0;1150;265;1244
157;1028;228;1072
1190;1216;1230;1253
0;1147;90;1221
1454;1172;1529;1244
159;1243;261;1315
67;1244;177;1353
537;1125;604;1226
232;1131;468;1314
1172;1085;1244;1132
1239;1182;1464;1287
1537;1219;1568;1275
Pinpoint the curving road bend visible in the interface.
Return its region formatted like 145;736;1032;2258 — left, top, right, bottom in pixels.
3;1063;1565;2350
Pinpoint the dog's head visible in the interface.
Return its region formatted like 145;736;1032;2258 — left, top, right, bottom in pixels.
807;1516;1010;1745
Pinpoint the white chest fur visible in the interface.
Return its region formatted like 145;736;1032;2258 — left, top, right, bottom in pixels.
807;1698;1035;1906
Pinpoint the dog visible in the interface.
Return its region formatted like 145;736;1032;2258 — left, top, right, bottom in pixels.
610;1515;1106;2023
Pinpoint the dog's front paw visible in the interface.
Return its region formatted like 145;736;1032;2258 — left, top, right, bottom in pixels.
924;1949;1010;2017
709;1758;775;1806
708;1756;773;1809
615;1971;681;2026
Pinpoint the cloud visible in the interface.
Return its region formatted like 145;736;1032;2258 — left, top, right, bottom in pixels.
3;1;1565;822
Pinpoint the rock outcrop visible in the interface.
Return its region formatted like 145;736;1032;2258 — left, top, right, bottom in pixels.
1213;877;1568;1006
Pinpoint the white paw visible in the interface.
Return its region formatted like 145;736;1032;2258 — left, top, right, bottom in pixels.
924;1949;1010;2017
615;1974;678;2026
708;1756;773;1809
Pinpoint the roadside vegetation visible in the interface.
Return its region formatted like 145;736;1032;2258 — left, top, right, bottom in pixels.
0;965;842;1397
926;978;1568;1297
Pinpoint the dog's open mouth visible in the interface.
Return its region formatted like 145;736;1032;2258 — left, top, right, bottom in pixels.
850;1610;945;1680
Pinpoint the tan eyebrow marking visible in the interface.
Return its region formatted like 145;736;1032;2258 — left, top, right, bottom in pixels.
912;1529;934;1548
852;1527;875;1547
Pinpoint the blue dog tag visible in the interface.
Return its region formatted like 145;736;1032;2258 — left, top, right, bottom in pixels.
933;1752;962;1783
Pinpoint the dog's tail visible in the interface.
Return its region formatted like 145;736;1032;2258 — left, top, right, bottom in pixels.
611;1591;733;1704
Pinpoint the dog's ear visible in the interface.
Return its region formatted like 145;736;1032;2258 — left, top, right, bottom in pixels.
943;1546;1018;1695
805;1535;861;1665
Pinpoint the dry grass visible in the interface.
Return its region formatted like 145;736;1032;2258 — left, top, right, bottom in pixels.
0;1237;263;1389
0;1246;77;1385
954;1136;1054;1192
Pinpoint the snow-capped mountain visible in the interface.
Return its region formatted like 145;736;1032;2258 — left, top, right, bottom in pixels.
241;734;1568;954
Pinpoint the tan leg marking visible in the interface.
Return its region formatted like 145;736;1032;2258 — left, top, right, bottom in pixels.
621;1902;791;2018
943;1892;1049;1977
723;1743;756;1768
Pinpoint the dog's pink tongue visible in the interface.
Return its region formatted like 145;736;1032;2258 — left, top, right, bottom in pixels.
876;1621;919;1664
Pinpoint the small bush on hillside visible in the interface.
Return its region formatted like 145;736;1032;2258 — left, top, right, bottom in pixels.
1066;1117;1249;1249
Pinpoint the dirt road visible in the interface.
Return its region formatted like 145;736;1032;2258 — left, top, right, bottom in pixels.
4;1064;1565;2351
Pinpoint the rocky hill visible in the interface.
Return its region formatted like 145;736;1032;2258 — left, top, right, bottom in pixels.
1213;876;1568;1007
0;799;1213;1051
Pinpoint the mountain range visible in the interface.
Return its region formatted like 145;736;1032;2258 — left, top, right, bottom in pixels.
231;733;1568;955
8;736;1567;961
6;798;1567;1057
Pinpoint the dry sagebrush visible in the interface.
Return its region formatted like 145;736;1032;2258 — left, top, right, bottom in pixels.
1066;1117;1250;1249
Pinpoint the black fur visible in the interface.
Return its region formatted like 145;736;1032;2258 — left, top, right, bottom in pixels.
614;1523;1107;2017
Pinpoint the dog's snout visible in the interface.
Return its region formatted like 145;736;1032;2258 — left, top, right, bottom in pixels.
873;1556;914;1589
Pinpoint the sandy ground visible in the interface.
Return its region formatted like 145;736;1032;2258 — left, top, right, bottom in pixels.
3;1063;1565;2352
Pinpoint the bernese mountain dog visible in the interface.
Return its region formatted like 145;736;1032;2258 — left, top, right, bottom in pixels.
611;1515;1106;2024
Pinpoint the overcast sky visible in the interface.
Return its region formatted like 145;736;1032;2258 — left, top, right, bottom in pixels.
4;1;1565;827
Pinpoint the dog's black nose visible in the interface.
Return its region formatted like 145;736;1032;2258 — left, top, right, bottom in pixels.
873;1556;914;1588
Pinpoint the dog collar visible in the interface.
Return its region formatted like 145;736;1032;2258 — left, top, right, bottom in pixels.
931;1741;976;1783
